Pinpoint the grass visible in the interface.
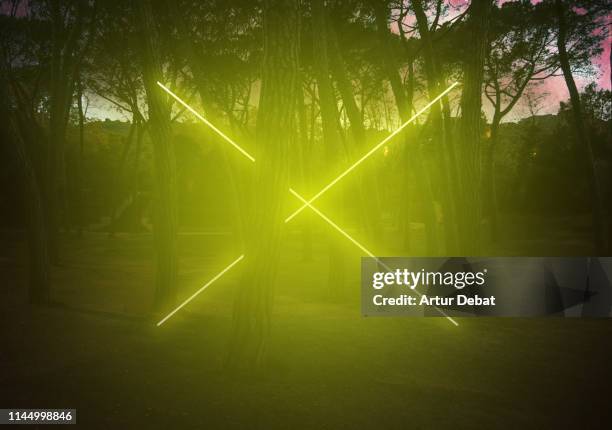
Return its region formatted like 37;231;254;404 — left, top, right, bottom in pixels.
0;230;611;429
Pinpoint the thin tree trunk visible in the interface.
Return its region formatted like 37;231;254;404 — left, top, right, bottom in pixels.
398;31;415;251
47;77;71;264
484;112;501;243
372;1;409;120
457;0;492;255
132;121;145;195
296;78;313;261
47;1;87;264
4;114;50;303
414;0;459;254
76;75;85;236
137;0;179;311
327;26;364;143
312;0;349;299
313;0;342;159
555;0;607;253
327;13;383;241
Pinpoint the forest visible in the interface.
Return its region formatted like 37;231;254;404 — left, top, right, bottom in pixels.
0;0;611;428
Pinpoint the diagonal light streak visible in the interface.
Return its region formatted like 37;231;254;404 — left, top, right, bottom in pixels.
153;78;458;327
156;81;256;162
285;82;459;223
157;254;245;327
289;188;376;258
289;189;459;326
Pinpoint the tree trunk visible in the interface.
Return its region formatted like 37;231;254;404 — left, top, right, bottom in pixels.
137;0;179;311
555;0;607;253
296;76;313;261
411;0;456;254
47;73;72;264
312;0;349;298
327;25;364;144
75;75;86;235
398;32;415;251
2;112;50;303
327;11;383;242
372;1;409;120
484;111;501;243
457;0;493;255
228;0;299;368
47;1;87;264
313;0;342;158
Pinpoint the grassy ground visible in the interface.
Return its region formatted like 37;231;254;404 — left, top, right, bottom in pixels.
1;230;611;429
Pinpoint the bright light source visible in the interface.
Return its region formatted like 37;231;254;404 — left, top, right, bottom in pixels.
289;189;458;326
156;82;256;162
285;82;459;223
157;255;245;327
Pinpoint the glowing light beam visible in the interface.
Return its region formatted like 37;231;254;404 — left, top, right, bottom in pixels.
289;189;458;326
157;254;245;327
156;82;255;162
285;82;459;223
289;188;376;258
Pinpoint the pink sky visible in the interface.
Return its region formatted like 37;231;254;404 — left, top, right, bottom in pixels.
429;0;610;119
41;0;609;120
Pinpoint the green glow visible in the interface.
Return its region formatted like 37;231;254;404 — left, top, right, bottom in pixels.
157;254;245;327
285;82;459;223
156;82;256;162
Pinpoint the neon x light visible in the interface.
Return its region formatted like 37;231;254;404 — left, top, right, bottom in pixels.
155;82;459;327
